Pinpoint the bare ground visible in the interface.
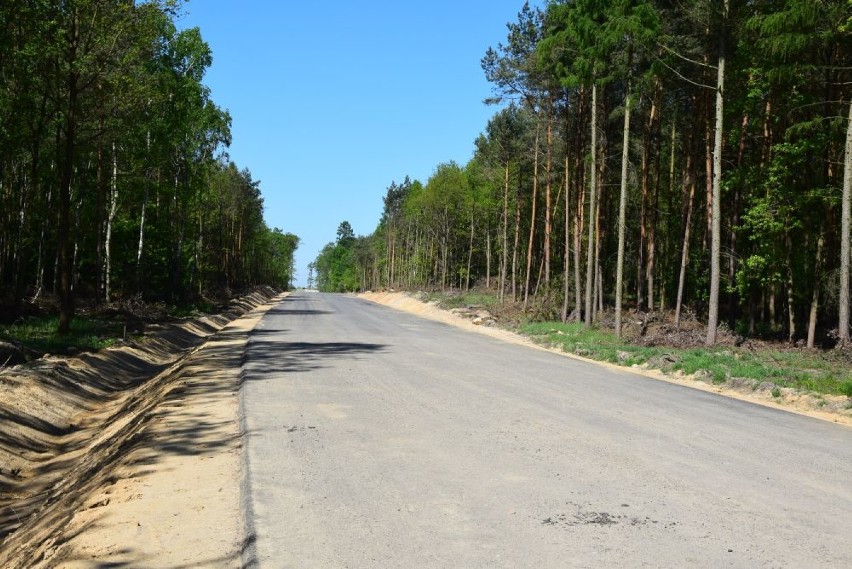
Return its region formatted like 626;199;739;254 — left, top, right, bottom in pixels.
0;290;285;568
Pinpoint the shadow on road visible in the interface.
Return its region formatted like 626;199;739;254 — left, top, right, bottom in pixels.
261;296;333;317
244;339;387;376
0;293;383;565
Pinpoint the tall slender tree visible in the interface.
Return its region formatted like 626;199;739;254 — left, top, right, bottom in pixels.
706;0;729;345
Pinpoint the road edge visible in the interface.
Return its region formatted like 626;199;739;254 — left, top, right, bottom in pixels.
238;293;289;568
359;291;852;429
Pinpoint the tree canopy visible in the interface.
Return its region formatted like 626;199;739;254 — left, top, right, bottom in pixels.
0;0;299;330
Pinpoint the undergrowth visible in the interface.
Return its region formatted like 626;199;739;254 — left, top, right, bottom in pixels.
424;291;500;310
1;316;122;355
0;293;234;358
521;321;852;397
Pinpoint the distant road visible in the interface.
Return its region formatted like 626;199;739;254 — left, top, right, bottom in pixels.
240;292;852;568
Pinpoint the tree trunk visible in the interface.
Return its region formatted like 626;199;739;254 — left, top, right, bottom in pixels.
663;119;678;312
512;172;521;302
647;92;661;312
574;150;584;319
533;257;545;302
500;160;510;302
195;187;204;295
442;209;449;290
638;96;657;312
645;224;657;312
729;113;749;328
390;224;396;288
35;185;52;300
524;128;540;310
706;0;727;345
705;97;714;253
466;214;474;291
615;83;632;337
839;99;852;345
807;230;824;349
544;111;553;287
786;232;796;343
170;172;184;301
14;169;29;305
96;97;105;302
598;264;604;317
562;154;572;322
595;213;603;320
486;231;491;290
584;84;598;326
104;143;118;302
137;132;151;294
769;289;777;331
675;153;696;328
58;80;78;334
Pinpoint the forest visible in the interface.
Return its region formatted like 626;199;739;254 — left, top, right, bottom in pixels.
0;1;298;333
314;0;851;348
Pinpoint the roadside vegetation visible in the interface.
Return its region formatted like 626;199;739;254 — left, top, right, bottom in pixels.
0;288;278;371
1;316;123;357
0;292;249;362
426;289;852;400
521;322;852;398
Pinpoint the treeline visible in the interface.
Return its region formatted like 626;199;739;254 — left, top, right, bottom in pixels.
0;1;298;332
314;0;851;347
311;221;370;292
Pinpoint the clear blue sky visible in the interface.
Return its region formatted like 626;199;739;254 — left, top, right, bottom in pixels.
178;1;539;287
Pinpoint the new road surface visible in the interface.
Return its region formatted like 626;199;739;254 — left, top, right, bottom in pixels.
240;292;852;568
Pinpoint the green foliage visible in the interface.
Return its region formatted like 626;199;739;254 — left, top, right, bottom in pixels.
481;1;545;106
424;291;500;310
0;0;299;318
1;317;122;355
314;222;368;293
521;321;852;396
336;221;355;244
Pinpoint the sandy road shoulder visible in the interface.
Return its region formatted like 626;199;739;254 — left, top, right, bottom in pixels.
40;294;286;569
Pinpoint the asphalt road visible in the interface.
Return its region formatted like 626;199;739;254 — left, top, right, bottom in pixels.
240;292;852;568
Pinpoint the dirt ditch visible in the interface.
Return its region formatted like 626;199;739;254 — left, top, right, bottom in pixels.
0;288;282;567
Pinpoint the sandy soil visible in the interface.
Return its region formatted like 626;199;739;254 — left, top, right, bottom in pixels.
0;291;285;568
360;291;852;428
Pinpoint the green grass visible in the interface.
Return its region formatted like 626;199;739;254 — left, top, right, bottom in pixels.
424;290;852;398
521;321;852;397
1;297;227;359
167;299;218;318
1;316;123;355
